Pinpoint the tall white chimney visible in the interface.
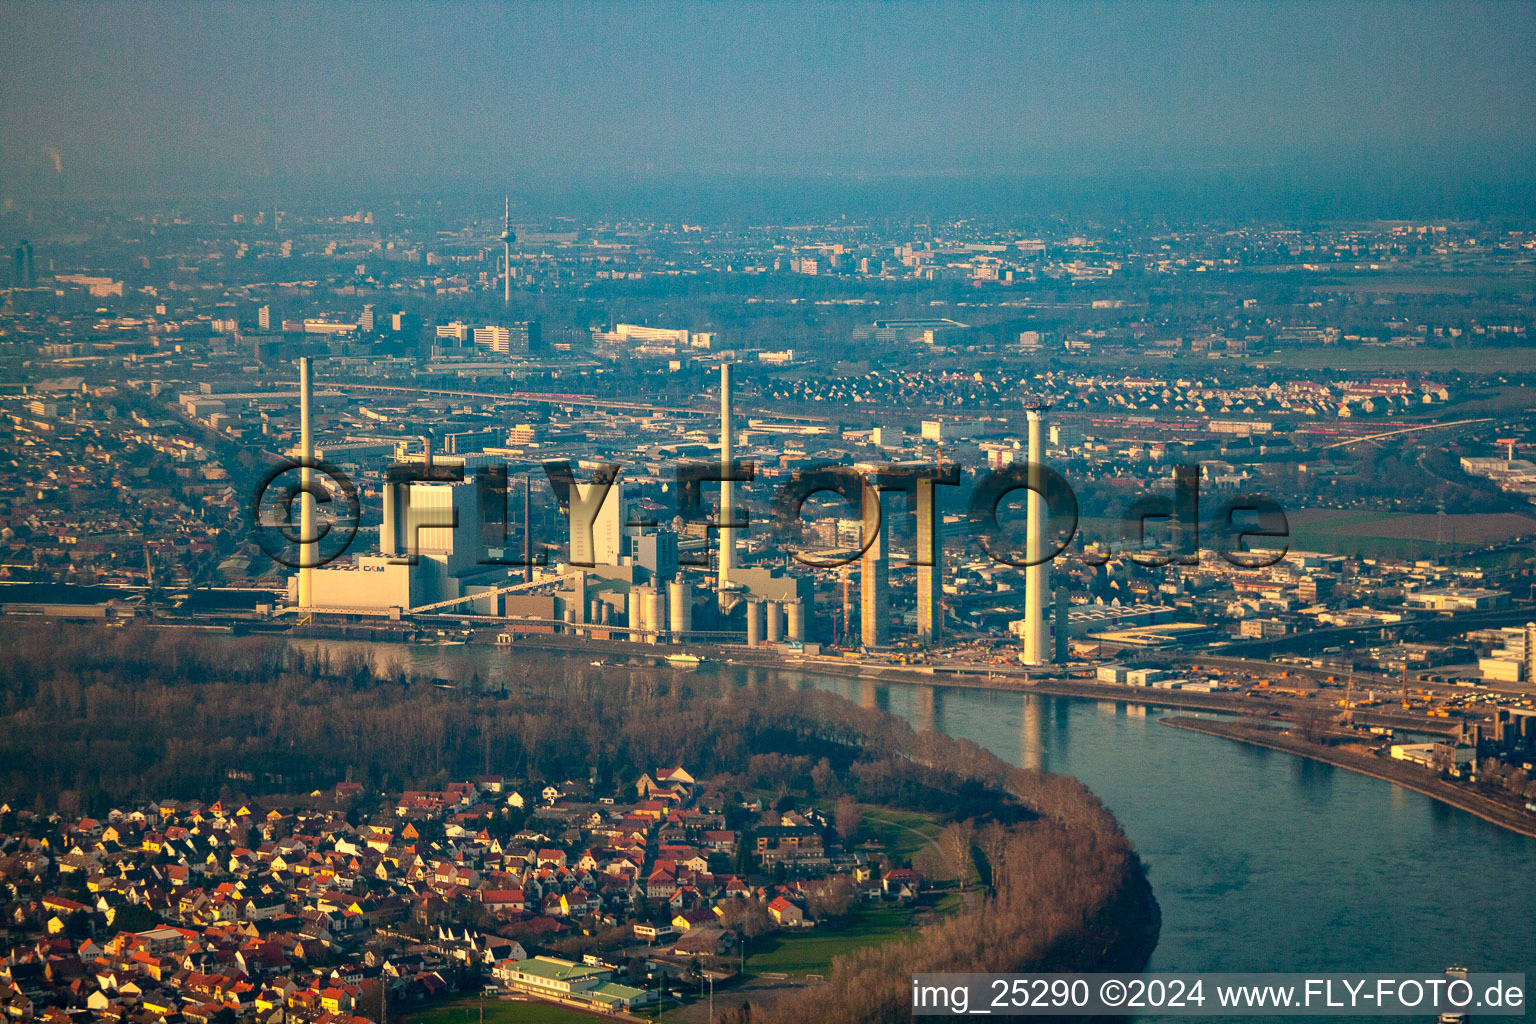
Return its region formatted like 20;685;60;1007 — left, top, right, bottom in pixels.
719;361;735;603
298;356;315;608
1022;407;1048;664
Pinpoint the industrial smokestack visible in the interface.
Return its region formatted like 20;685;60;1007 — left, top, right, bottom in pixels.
718;361;735;604
419;434;433;476
523;473;532;584
1054;584;1070;664
916;474;942;644
1022;407;1048;664
298;357;315;608
861;482;889;648
840;569;854;644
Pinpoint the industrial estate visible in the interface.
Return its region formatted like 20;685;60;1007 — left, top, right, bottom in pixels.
5;198;1536;827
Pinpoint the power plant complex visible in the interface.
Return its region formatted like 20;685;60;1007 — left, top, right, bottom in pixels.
284;359;1062;661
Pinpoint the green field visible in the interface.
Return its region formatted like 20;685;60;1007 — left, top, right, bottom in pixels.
745;904;919;975
857;806;943;860
1076;508;1536;563
408;997;600;1024
1286;509;1536;560
1286;531;1457;561
928;892;967;916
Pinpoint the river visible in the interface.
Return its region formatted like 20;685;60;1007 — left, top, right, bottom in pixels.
292;639;1536;988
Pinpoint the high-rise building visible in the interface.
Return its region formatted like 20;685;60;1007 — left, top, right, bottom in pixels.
861;485;890;648
633;530;678;581
1526;623;1536;690
511;320;542;354
258;305;271;330
469;321;541;354
11;241;34;287
473;325;511;352
359;304;375;332
1050;421;1084;452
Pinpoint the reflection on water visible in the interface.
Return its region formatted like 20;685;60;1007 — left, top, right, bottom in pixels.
914;684;936;734
1020;693;1045;770
291;640;1536;997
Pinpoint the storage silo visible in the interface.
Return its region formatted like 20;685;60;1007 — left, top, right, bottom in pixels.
786;600;806;642
745;599;765;646
669;580;693;635
646;590;667;645
628;588;645;638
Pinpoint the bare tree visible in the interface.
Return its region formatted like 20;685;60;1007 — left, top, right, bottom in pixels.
833;795;861;842
939;821;975;886
717;898;772;941
805;875;855;921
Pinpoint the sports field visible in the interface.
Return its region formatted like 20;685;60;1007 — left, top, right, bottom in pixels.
745;903;918;975
409;997;601;1024
1288;509;1536;545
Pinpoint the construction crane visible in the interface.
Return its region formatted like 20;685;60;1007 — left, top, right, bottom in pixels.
1337;670;1355;726
143;543;156;617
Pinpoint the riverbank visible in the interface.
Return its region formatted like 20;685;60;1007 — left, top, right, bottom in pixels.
56;624;1536;981
463;631;1464;736
17;613;1465;736
1161;716;1536;840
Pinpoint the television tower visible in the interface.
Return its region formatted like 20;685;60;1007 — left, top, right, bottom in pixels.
502;195;515;307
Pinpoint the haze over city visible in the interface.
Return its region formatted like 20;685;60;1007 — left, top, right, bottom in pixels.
4;1;1536;207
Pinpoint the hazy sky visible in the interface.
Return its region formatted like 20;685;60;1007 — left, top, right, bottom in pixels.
2;0;1534;198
